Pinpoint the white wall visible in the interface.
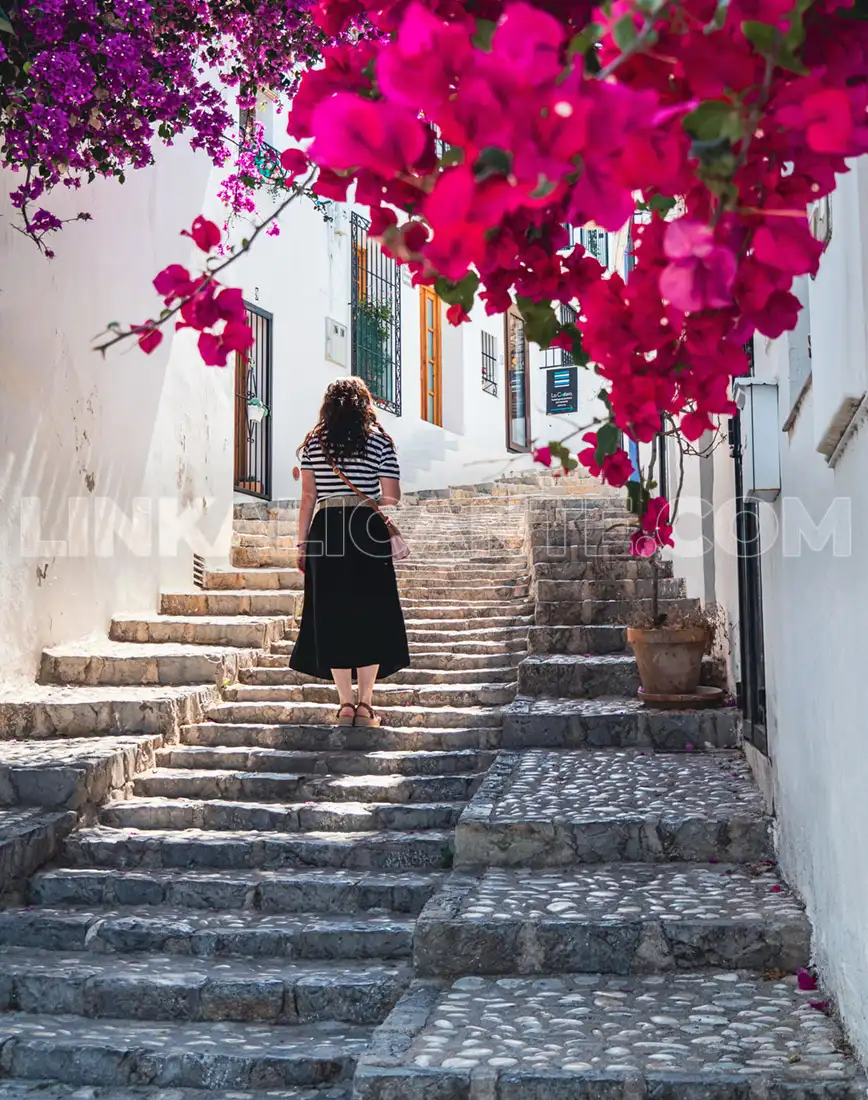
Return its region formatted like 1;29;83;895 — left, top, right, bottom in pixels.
0;143;236;684
744;158;868;1060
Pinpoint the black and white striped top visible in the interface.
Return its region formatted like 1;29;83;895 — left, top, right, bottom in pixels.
301;430;401;500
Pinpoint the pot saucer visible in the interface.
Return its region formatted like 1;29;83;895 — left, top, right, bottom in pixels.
638;684;725;710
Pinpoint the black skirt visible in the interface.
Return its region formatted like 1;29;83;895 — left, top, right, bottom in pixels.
289;503;411;681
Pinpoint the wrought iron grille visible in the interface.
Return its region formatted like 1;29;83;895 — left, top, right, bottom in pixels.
581;227;609;267
544;304;578;368
481;331;498;396
234;303;273;499
351;211;402;415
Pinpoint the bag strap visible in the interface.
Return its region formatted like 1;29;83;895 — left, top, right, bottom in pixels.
331;463;396;529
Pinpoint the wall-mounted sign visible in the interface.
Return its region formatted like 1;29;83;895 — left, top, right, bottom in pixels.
546;367;578;415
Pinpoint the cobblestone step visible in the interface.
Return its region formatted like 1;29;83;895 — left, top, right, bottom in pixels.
527;624;627;655
502;696;737;750
0;948;408;1025
353;977;865;1099
39;642;253;688
63;827;455;872
372;602;535;621
110;615;288;649
133;768;482;805
222;683;517;709
29;867;444;916
533;558;674;581
535;577;686;602
181;723;502;753
204;701;505;730
455;750;771;867
396;584;530;601
517;656;716;700
0;1015;369;1090
0;908;414;965
160;592;302;617
535;596;698;627
157;745;494;777
414;864;811;977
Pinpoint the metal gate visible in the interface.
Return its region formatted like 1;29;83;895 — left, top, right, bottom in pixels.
729;343;768;753
234;303;273;499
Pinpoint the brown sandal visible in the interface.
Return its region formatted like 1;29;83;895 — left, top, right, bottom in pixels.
354;702;381;728
336;703;356;726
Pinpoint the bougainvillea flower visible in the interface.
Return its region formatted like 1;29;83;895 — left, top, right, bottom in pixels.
186;216;221;253
660;221;736;313
601;449;634;488
309;93;426;177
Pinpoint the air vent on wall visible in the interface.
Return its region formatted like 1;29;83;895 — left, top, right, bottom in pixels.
325;319;348;367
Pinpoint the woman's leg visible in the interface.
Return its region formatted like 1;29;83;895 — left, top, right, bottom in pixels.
357;664;380;710
331;668;355;719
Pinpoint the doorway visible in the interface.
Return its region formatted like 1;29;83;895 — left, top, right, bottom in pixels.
233;303;273;499
505;308;531;451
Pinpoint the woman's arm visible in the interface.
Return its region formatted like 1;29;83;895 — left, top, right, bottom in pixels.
297;469;317;571
379;476;401;506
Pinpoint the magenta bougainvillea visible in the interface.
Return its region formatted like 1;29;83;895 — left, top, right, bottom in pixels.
10;0;867;549
0;0;336;252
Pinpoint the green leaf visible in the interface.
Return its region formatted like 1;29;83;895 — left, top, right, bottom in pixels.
626;479;650;517
560;323;591;367
471;18;497;50
439;146;464;168
613;13;639;50
434;272;479;312
594;422;620;466
742;20;808;72
568;22;602;56
516;297;560;349
473;146;512;182
683;100;743;143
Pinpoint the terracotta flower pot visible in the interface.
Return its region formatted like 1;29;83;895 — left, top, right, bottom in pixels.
627;625;710;697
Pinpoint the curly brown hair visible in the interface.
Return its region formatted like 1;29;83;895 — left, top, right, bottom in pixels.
300;377;396;464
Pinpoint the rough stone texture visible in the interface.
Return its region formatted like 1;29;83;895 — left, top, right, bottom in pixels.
0;1016;369;1089
0;809;77;894
454;751;771;867
502;697;738;751
39;641;254;689
354;975;867;1099
0;737;163;811
109;615;288;650
0;1086;349;1100
414;866;811;976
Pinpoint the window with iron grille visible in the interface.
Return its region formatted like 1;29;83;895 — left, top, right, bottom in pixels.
234;303;273;499
351;211;402;414
481;331;498;396
543;304;577;368
581;227;609;268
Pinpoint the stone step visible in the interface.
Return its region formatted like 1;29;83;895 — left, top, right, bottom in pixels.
534;558;674;581
30;867;444;916
283;622;531;644
0;1014;369;1090
231;546;300;569
396;555;528;568
518;654;640;698
205;701;505;729
99;797;466;834
397;585;531;601
159;745;493;777
234;532;299;547
0;1085;350;1100
134;768;482;805
0;947;408;1025
0;686;217;740
222;683;517;709
535;596;698;627
64;827;455;872
353;977;865;1099
0;907;413;966
273;639;525;659
414;863;812;977
518;655;716;700
242;663;519;685
454;749;771;867
182;723;501;753
202;568;303;591
503;695;737;753
110;616;287;649
160;592;302;617
39;641;252;688
382;602;535;621
535;577;687;602
527;624;627;655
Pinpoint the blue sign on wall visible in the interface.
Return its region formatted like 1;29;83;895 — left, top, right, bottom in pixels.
546;367;578;415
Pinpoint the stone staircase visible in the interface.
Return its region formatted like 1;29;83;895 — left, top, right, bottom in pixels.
0;473;862;1098
0;472;597;1098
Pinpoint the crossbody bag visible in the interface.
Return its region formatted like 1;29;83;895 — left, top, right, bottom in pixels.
330;464;411;561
